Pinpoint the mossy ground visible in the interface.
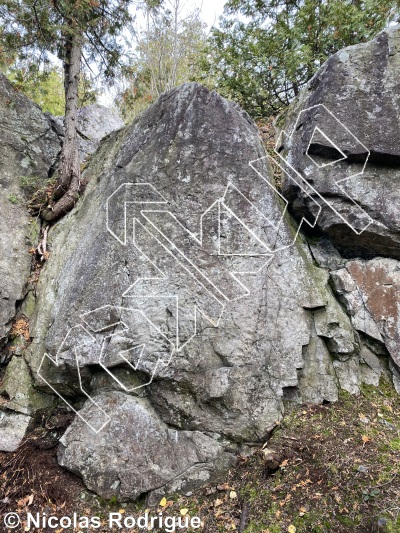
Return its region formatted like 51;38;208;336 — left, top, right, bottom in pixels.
0;380;399;532
161;379;400;533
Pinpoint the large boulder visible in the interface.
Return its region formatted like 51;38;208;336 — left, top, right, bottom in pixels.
4;24;399;500
29;82;379;501
277;26;400;394
278;25;400;259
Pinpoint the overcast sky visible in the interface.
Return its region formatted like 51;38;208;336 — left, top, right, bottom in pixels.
198;0;226;27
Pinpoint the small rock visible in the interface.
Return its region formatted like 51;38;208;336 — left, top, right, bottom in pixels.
110;479;121;490
357;465;369;473
262;448;282;473
380;419;396;430
0;410;31;451
377;517;388;529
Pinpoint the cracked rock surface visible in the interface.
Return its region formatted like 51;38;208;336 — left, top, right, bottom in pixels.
278;25;400;398
0;73;61;344
29;72;399;501
279;25;400;259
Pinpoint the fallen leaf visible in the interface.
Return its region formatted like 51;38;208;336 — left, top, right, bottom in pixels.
180;508;189;516
280;459;289;468
159;497;167;507
118;508;125;514
288;525;296;533
214;498;224;507
17;495;31;508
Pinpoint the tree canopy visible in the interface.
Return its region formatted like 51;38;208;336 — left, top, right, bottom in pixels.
1;0;399;217
0;0;133;221
3;65;98;115
204;0;400;117
0;0;132;78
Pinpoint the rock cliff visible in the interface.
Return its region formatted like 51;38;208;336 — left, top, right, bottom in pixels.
0;26;399;503
0;73;123;451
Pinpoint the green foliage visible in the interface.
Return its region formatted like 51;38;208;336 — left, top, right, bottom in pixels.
6;67;65;115
0;0;133;108
4;65;99;115
8;193;20;204
19;175;41;189
389;437;400;451
361;487;380;502
117;0;208;121
204;0;400;117
0;0;132;74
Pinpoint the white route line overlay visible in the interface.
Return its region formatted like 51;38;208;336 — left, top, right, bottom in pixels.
253;103;373;237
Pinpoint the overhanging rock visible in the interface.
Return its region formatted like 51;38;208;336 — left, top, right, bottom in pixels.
277;25;400;260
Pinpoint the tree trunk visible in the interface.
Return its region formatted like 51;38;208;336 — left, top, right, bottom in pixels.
42;30;82;222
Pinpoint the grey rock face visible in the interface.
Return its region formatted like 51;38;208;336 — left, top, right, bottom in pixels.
278;25;400;259
58;391;235;502
298;335;338;404
52;104;124;161
29;82;358;500
77;104;125;144
0;356;53;416
274;26;400;400
0;72;61;450
0;73;61;343
12;27;400;501
0;410;31;452
0;74;124;452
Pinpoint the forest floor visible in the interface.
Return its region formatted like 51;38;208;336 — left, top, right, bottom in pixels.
1;379;400;533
